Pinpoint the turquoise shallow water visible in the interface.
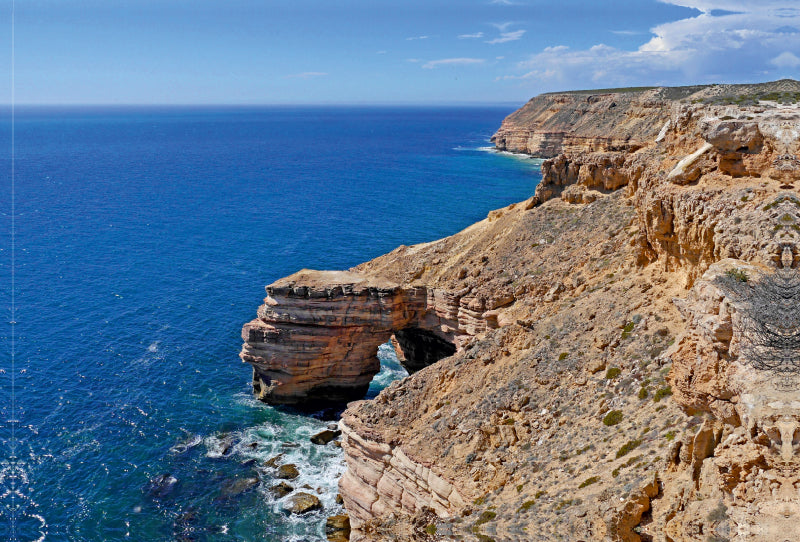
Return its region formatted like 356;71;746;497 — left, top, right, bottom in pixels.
1;106;541;541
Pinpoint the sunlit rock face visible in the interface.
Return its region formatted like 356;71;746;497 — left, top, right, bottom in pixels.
238;81;800;541
662;247;800;540
240;271;503;405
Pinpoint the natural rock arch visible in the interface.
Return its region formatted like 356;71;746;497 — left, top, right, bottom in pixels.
239;270;489;405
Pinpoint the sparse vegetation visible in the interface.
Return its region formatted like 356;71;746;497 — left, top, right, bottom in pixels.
558;352;568;361
606;367;622;379
665;430;676;441
616;439;643;459
578;476;600;488
519;500;536;512
725;268;749;282
603;410;623;426
621;321;635;340
654;386;673;402
638;387;649;400
555;498;580;510
425;524;437;535
474;511;496;526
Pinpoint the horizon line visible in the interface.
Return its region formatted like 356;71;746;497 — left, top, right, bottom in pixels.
0;100;527;108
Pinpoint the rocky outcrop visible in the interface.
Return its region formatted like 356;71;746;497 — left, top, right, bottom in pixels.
490;90;675;157
238;80;800;540
240;270;509;404
338;416;467;529
240;271;423;404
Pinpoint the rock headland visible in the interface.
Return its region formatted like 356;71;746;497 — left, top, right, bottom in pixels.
240;79;800;540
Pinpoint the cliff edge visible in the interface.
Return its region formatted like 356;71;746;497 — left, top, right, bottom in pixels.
240;79;800;541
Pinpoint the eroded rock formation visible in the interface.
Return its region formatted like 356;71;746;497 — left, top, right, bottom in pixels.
239;79;800;540
240;270;507;404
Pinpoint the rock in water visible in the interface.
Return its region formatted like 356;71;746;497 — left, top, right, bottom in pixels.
283;492;322;514
219;476;259;497
310;429;341;445
325;515;351;542
264;454;283;468
146;474;178;499
270;481;294;498
276;464;300;479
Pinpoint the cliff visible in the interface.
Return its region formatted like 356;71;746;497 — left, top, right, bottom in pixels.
240;79;800;541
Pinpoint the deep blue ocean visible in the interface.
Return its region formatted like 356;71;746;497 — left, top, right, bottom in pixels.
1;106;541;541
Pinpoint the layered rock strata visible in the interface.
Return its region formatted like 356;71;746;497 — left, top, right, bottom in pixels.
240;270;508;404
239;79;800;540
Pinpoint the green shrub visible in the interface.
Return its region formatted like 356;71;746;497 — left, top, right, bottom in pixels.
518;500;536;512
665;430;676;441
558;352;568;361
623;322;635;333
638;387;649;400
606;367;622;379
603;410;623;426
725;268;748;282
578;476;600;488
616;439;643;459
474;511;496;526
620;321;635;340
653;386;673;402
425;524;437;535
555;498;579;510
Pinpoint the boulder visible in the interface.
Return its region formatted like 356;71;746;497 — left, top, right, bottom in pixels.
264;454;283;468
283;492;322;514
311;429;341;445
326;514;351;542
270;481;294;498
277;464;300;480
219;476;259;497
702;120;763;153
146;474;178;500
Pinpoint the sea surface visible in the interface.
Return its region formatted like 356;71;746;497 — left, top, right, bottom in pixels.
1;106;541;541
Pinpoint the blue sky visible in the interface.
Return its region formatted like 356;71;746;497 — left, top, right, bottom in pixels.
2;0;800;104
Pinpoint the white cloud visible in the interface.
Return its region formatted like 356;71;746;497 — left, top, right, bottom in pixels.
501;3;800;90
376;50;388;55
406;35;429;41
422;58;486;69
490;0;518;4
491;22;515;32
486;29;526;44
656;0;792;12
284;72;328;79
459;32;485;39
611;30;644;36
771;51;800;68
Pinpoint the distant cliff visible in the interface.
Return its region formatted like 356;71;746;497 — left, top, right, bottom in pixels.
241;79;800;541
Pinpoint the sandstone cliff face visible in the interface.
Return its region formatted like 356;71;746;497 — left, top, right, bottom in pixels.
240;271;506;404
240;80;800;540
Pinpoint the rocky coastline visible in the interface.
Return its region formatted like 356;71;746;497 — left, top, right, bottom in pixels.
241;79;800;541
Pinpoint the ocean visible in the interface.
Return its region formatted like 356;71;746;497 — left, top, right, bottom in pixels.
1;106;541;541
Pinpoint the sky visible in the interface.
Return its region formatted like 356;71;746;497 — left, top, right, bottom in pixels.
1;0;800;105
